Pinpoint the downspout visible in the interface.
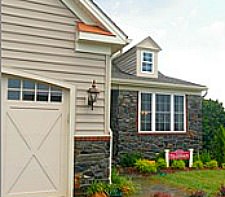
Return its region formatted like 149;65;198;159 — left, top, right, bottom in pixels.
109;129;113;184
108;44;129;184
106;54;113;184
202;89;208;98
108;51;120;184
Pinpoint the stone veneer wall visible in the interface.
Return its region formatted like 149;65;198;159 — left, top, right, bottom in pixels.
74;136;110;193
110;90;203;160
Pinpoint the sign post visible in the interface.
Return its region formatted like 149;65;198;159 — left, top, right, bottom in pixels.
189;149;194;167
165;149;194;168
164;149;170;168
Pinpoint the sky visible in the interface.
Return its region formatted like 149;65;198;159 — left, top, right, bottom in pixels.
95;0;225;105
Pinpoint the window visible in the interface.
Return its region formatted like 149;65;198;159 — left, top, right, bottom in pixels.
23;80;35;101
7;78;63;103
37;83;49;101
8;79;21;100
140;93;152;131
50;87;63;102
156;94;171;131
139;92;185;132
174;95;184;131
141;51;153;73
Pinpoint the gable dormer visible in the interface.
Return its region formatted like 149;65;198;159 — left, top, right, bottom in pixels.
136;37;161;78
113;36;161;78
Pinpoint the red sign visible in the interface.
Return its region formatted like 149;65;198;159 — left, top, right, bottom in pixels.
169;149;190;160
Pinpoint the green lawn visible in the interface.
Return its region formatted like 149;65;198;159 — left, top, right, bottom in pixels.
150;170;225;196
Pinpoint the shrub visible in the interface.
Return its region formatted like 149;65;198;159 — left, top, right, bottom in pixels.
218;184;225;196
111;168;132;186
135;159;157;173
192;160;204;169
120;152;142;167
111;168;136;196
222;163;225;169
171;160;185;170
194;151;211;164
153;192;172;197
206;160;218;169
200;151;212;163
87;169;137;197
155;152;165;160
189;190;207;197
86;181;107;196
156;158;167;169
106;184;122;197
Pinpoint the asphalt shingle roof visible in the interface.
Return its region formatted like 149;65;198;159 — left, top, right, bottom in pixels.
112;65;206;89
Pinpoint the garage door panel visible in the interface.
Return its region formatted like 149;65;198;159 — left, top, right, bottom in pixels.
38;113;62;190
2;77;68;197
4;107;66;196
10;156;56;194
8;108;62;150
4;112;32;193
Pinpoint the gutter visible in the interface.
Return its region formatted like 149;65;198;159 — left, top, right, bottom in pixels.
112;78;208;92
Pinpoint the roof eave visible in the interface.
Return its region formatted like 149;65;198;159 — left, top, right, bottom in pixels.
112;78;208;92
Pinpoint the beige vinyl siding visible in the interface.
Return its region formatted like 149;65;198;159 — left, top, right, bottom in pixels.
4;0;76;17
2;0;108;135
113;47;137;75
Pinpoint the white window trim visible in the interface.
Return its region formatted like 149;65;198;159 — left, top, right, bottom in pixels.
7;78;64;104
138;91;186;134
141;51;154;74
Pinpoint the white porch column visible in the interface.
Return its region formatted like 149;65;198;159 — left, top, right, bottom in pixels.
189;149;194;167
164;149;170;168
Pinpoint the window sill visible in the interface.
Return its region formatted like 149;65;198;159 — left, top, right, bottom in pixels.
136;71;158;78
138;131;186;135
141;71;154;74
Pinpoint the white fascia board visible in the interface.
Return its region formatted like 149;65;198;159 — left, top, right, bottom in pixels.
78;31;127;45
79;0;129;43
75;41;111;55
112;78;208;92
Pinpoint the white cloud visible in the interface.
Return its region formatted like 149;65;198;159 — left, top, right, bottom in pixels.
189;7;198;18
197;21;225;48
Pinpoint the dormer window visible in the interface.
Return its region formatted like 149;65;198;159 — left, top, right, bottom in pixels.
141;51;154;73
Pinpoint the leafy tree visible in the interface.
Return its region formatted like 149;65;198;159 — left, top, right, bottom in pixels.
213;126;225;165
202;99;225;151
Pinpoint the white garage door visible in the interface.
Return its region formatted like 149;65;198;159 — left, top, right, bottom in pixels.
2;77;69;197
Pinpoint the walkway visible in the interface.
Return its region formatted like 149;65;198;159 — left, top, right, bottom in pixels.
130;176;190;197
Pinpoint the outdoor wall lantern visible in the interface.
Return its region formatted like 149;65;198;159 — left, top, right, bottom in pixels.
87;80;100;110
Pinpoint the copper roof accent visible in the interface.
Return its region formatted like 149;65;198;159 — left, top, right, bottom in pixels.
77;22;114;36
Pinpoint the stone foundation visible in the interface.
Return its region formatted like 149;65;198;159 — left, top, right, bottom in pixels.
74;136;110;193
111;90;203;161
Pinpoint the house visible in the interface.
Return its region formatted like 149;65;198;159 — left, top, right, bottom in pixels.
111;37;207;160
1;1;207;197
1;0;129;197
